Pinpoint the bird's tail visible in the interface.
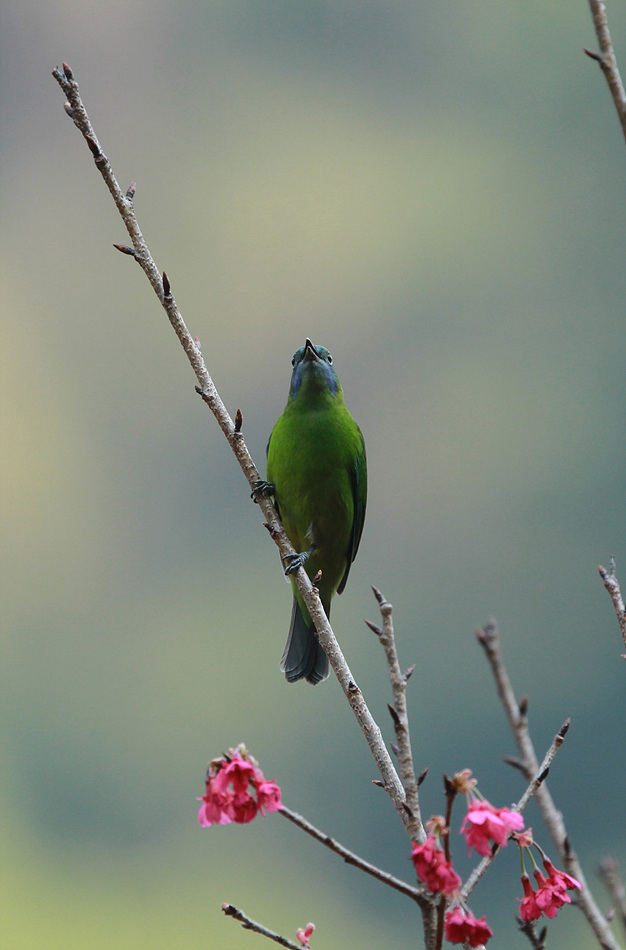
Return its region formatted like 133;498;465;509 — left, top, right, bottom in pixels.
280;597;330;685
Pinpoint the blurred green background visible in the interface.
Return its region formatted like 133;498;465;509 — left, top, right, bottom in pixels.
2;2;625;948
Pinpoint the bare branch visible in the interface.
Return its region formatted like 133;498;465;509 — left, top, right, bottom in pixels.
586;1;626;147
51;66;414;838
222;903;302;949
476;620;621;950
279;805;428;906
599;560;626;659
598;856;626;940
367;586;425;842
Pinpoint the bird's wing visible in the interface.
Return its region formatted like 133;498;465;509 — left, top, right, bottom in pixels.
337;438;367;595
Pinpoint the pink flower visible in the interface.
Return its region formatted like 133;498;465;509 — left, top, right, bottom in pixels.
542;859;581;895
444;906;493;947
461;800;524;856
514;827;534;850
296;922;315;947
197;746;282;828
532;860;581;917
256;780;283;815
518;860;581;922
411;835;461;895
212;753;257;797
518;873;542;921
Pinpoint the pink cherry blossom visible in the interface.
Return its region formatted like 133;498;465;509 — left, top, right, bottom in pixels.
518;873;542;921
542;859;581;894
444;906;493;947
411;835;461;895
461;799;524;856
532;860;581;917
296;922;315;947
212;753;257;797
256;780;283;815
198;746;282;828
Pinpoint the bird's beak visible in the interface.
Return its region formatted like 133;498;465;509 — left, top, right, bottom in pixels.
303;338;320;362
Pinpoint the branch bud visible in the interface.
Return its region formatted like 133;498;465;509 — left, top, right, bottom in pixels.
85;134;101;158
584;47;603;63
363;618;382;637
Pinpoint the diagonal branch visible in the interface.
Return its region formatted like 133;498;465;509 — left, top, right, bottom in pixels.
585;0;626;147
476;619;621;950
222;903;302;949
51;64;412;835
279;804;427;906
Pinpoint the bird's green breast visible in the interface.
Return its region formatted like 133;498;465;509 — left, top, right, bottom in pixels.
267;402;363;599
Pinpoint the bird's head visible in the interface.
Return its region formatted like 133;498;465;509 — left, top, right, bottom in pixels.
289;338;341;402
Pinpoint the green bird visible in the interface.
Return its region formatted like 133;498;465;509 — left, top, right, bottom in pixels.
264;339;367;685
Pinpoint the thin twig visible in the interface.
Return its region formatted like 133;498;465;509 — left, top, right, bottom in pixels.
51;65;413;835
279;804;427;905
517;918;548;950
599;560;626;659
598;856;626;940
222;903;302;949
368;586;424;843
476;620;621;950
586;0;626;147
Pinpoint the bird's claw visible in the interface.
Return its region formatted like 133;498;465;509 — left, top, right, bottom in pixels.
282;546;315;575
283;552;307;575
251;479;274;502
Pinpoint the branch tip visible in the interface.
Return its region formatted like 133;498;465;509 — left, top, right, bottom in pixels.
234;408;243;433
559;717;571;739
113;243;136;257
584;47;603;63
518;695;529;717
126;181;136;201
417;766;429;787
387;703;400;726
62;61;74;80
371;584;388;607
364;617;382;637
403;662;416;682
162;271;171;297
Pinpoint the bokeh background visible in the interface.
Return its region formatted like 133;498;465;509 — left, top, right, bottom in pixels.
2;2;626;948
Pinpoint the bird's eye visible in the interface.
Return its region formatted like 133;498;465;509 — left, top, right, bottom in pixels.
327;353;333;363
291;357;296;366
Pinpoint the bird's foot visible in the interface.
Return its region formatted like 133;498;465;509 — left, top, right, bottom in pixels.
283;545;315;575
251;479;274;502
